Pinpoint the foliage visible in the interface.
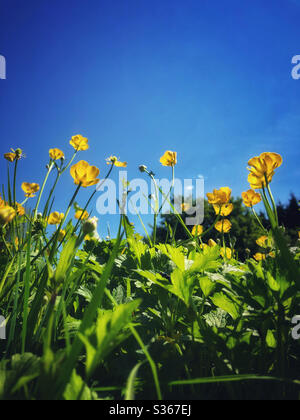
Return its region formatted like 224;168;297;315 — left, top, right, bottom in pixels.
0;144;299;400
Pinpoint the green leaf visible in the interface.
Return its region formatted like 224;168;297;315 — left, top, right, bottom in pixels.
63;370;96;400
266;272;280;292
210;292;240;320
79;299;141;378
266;330;277;349
54;236;77;286
199;276;216;297
125;361;145;400
156;244;185;271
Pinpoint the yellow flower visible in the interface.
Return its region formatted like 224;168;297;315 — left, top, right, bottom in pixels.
4;152;17;163
49;148;65;160
241;189;262;207
192;225;203;236
106;156;127;168
0;196;5;209
213;203;234;216
70;135;89;151
268;251;276;258
215;219;232;233
200;243;208;250
21;182;40;198
48;212;64;225
207;187;232;205
247;152;282;189
256;235;268;248
181;203;190;213
16;203;25;216
0;206;16;226
220;247;232;259
70;160;100;187
208;239;217;247
253;253;266;261
58;230;66;241
75;210;89;220
160;151;177;167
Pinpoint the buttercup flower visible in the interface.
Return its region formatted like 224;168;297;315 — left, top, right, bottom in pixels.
106;156;127;168
58;230;66;242
70;161;100;187
22;182;40;198
16;203;25;216
70;135;89;151
160;151;177;167
213;203;234;216
0;206;16;226
192;225;203;236
241;189;262;208
75;210;89;220
253;253;266;261
49;148;65;161
208;239;217;247
48;212;64;225
215;219;232;233
247;152;282;189
256;235;268;248
220;247;232;259
0;196;5;208
4;152;17;163
181;203;190;213
207;187;232;205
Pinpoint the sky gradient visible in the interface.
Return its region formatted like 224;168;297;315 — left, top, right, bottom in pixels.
0;0;299;237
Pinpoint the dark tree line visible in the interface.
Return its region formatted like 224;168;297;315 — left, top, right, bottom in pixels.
154;194;300;260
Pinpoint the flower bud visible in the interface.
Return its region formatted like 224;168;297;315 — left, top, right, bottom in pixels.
139;165;147;173
82;216;99;236
15;148;23;160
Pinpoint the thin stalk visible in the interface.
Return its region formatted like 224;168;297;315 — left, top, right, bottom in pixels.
251;207;267;233
266;183;279;226
21;228;32;354
13;159;19;205
34;162;54;219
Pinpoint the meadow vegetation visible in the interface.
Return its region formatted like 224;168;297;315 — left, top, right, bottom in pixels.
0;139;299;400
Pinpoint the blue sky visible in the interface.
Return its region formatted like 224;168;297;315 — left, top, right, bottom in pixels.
0;0;299;237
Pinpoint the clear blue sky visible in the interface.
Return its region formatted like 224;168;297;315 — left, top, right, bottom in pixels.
0;0;299;237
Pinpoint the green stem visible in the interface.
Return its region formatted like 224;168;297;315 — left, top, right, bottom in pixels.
61;150;78;175
261;187;276;229
266;183;279;227
34;162;54;220
42;171;61;219
13;159;18;205
251;207;267;233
